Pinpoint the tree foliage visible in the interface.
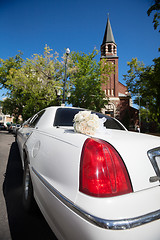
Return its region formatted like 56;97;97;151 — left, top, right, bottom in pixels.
68;50;111;112
148;0;160;51
1;46;65;120
123;57;160;127
147;0;160;32
0;52;24;89
0;46;112;120
123;58;145;94
2;97;23;123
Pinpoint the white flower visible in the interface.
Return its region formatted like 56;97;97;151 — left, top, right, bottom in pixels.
74;111;91;122
73;111;104;135
74;113;83;122
87;120;95;127
73;122;81;132
80;121;88;128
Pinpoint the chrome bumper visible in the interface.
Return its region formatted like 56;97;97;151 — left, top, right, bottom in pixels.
32;167;160;230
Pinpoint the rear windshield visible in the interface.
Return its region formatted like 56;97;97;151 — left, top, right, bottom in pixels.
54;108;125;130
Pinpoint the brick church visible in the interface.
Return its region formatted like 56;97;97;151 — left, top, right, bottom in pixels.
100;16;138;129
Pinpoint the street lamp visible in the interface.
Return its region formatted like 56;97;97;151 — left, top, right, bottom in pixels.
55;88;61;106
62;48;70;104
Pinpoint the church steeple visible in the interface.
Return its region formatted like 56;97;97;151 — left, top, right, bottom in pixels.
102;16;115;45
101;16;117;58
100;15;119;99
100;15;134;125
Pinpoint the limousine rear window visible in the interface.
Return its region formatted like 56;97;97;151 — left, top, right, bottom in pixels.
54;108;125;130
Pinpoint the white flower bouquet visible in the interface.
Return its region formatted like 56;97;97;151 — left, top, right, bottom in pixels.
73;111;106;135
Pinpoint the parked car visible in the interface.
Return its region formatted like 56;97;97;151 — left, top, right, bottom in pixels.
16;106;160;240
13;124;21;135
8;123;16;133
0;123;6;130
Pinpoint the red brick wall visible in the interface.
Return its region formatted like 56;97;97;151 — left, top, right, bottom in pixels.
118;82;128;95
101;57;119;97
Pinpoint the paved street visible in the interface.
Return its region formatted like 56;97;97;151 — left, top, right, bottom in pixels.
0;131;57;240
0;131;13;240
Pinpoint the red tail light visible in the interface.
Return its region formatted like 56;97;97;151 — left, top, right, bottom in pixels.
79;138;132;197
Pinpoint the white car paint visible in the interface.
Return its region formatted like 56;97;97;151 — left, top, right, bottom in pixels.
17;106;160;240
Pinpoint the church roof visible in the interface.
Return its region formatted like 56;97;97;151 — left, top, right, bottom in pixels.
102;16;116;45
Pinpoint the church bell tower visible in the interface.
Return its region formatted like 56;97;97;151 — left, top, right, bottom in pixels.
100;15;137;128
101;16;119;98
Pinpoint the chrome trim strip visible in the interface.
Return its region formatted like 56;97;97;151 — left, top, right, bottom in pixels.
32;167;160;230
148;147;160;178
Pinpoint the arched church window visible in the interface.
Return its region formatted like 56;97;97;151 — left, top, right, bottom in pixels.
113;46;116;54
103;46;106;56
108;44;112;53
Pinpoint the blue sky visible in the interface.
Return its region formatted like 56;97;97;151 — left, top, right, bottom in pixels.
0;0;159;100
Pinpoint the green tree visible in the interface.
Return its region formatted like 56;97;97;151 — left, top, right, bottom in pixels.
1;46;64;120
147;0;160;32
1;97;23;123
148;0;160;51
124;57;160;128
68;49;111;112
123;58;145;95
0;47;113;120
0;52;23;90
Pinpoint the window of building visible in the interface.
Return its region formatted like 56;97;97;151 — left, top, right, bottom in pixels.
102;46;106;56
111;89;114;96
108;44;112;53
113;46;116;54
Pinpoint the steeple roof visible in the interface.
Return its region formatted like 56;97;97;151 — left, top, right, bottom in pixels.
102;16;116;45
